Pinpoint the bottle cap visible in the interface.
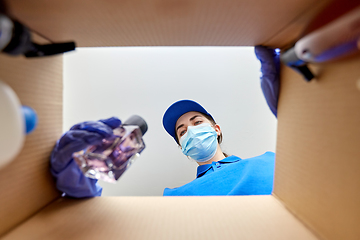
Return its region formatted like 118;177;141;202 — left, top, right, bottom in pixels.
22;105;38;134
123;115;148;135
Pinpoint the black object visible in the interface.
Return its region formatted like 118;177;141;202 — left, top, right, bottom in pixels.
123;115;148;136
280;47;315;82
0;0;7;14
1;15;75;57
24;42;76;57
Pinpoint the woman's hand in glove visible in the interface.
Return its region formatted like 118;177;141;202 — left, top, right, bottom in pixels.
254;45;280;117
50;117;121;198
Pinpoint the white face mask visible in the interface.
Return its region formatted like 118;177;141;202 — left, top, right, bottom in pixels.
180;123;218;162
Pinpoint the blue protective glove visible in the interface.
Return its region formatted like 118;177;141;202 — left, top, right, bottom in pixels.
254;46;280;117
50;117;121;198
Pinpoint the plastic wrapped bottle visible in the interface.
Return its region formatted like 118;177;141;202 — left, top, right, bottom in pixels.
73;115;148;183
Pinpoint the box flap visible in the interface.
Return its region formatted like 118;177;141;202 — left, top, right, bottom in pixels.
2;196;320;240
0;55;63;236
274;54;360;240
7;0;331;48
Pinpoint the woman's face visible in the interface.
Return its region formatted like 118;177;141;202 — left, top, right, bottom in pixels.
175;111;221;142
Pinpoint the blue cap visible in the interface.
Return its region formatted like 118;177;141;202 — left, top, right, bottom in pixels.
22;105;38;134
162;100;214;141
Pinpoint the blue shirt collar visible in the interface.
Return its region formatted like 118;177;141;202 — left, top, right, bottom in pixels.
196;155;241;178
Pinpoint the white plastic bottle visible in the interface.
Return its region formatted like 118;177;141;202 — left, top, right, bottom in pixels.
0;79;38;169
0;79;24;168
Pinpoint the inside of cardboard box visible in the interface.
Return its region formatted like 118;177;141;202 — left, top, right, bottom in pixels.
1;0;360;239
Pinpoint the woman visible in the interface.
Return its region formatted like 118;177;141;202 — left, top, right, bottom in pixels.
162;99;275;196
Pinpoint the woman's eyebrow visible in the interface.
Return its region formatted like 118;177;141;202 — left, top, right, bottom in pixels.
189;115;201;121
176;124;185;132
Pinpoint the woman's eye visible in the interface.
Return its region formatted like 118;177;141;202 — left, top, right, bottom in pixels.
194;121;202;125
179;130;186;137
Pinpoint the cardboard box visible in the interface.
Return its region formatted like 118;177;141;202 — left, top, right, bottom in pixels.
0;0;359;239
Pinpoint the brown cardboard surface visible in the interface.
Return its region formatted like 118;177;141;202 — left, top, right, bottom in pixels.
274;54;360;240
7;0;330;48
263;0;331;48
2;0;358;239
0;55;63;236
2;196;320;240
